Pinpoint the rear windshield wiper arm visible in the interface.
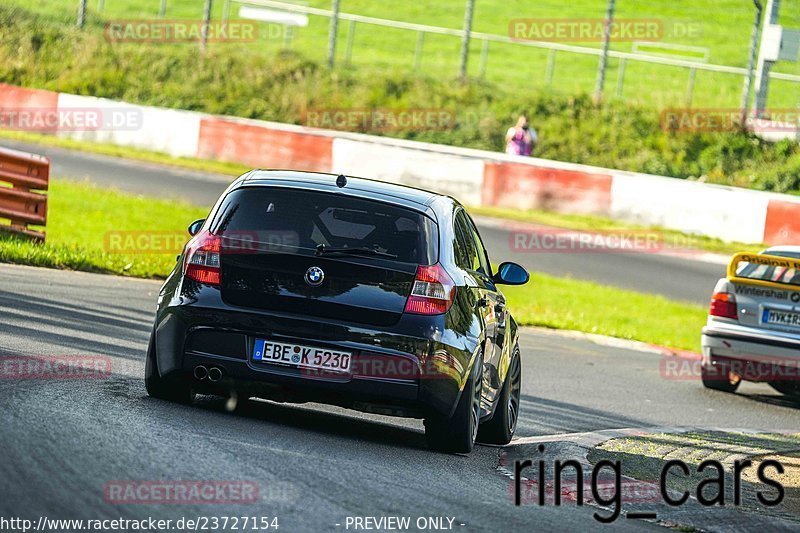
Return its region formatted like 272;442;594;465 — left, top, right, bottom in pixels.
316;244;398;259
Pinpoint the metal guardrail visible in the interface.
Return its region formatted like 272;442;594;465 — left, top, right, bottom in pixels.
0;147;50;241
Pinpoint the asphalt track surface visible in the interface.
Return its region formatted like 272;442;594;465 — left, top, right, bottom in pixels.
1;139;726;305
2;140;790;531
2;264;800;532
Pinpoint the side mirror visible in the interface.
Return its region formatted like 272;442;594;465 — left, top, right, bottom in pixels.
188;219;205;236
493;262;530;286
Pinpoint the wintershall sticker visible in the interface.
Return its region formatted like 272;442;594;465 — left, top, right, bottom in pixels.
104;480;260;504
0;356;111;379
733;284;791;300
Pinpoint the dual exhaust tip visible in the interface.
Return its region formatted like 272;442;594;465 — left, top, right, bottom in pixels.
194;365;223;383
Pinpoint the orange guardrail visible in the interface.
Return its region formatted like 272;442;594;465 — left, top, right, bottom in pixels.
727;252;800;291
0;146;50;241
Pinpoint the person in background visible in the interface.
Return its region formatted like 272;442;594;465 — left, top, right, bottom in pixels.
505;115;537;156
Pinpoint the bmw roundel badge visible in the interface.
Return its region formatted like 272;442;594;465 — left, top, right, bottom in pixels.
305;266;325;287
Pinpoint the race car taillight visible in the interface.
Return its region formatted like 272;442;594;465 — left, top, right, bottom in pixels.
405;264;456;315
184;231;221;286
709;292;737;319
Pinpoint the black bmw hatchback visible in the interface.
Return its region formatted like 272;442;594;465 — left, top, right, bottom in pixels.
145;170;529;453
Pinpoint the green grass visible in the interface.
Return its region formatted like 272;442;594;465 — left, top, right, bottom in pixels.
502;273;706;352
0;179;207;278
10;0;800;108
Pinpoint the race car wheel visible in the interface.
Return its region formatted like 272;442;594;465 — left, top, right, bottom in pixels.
478;346;521;445
425;351;483;454
701;360;741;393
145;329;195;404
769;381;800;398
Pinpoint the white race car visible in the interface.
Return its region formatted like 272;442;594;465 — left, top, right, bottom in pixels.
701;246;800;397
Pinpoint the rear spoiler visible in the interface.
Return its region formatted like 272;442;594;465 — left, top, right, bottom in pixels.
727;252;800;291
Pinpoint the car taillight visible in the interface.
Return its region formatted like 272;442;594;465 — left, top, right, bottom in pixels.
709;292;737;319
184;231;221;286
405;264;456;315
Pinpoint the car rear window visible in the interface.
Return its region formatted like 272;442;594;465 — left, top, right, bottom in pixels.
736;251;800;287
209;187;438;264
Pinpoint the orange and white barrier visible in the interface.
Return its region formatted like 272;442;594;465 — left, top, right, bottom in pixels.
197;117;333;172
1;83;799;246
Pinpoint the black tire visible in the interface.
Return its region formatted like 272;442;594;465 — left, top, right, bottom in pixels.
144;329;195;404
701;360;741;393
478;346;521;445
425;351;483;454
769;381;800;398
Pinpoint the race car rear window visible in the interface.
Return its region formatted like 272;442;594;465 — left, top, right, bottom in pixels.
209;187;438;264
735;254;800;287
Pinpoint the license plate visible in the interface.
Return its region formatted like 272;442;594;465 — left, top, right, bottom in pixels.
252;339;352;373
762;309;800;328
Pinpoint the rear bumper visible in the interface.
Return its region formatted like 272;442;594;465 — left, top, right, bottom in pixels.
701;324;800;381
154;304;472;418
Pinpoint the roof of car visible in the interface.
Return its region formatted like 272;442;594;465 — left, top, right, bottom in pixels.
764;245;800;255
241;170;444;211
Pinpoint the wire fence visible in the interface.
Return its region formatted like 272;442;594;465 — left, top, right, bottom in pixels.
14;1;800;112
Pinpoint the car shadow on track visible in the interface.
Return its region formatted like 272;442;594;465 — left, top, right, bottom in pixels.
515;394;648;436
177;394;430;451
735;392;800;410
0;289;152;361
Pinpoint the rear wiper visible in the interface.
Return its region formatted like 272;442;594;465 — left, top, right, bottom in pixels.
316;244;397;259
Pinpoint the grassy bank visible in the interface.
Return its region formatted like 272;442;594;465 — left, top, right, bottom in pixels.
10;0;800;108
1;5;800;193
0;179;706;351
504;275;706;351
